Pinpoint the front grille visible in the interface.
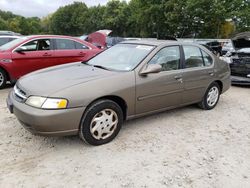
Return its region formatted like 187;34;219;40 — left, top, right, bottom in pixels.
14;85;27;102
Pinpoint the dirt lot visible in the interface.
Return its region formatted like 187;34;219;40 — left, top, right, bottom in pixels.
0;86;249;188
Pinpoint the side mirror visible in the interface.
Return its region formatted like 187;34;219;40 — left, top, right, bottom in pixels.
140;64;162;75
15;47;26;53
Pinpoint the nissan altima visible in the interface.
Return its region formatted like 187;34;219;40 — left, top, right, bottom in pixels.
7;40;231;145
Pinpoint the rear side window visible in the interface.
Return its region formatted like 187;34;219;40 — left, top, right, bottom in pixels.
201;50;213;66
183;46;204;68
75;41;89;49
148;46;180;71
55;39;75;50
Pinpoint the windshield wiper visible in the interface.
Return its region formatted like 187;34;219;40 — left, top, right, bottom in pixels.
92;65;110;70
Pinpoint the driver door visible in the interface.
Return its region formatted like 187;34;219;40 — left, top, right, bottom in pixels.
135;46;184;115
11;38;54;79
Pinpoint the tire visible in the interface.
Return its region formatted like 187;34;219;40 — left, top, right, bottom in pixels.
79;99;123;146
198;82;221;110
0;68;7;89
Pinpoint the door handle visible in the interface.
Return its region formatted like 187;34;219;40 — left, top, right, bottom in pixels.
79;52;85;56
43;52;52;57
174;75;183;83
174;75;182;80
208;71;214;76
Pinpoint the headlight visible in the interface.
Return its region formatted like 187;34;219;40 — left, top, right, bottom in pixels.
25;96;68;109
42;98;68;109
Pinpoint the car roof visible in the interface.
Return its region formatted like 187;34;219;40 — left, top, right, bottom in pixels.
14;35;98;49
25;35;79;39
0;36;20;38
121;39;202;47
121;40;171;46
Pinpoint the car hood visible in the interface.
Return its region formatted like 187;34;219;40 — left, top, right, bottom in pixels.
236;48;250;53
17;62;117;97
232;32;250;50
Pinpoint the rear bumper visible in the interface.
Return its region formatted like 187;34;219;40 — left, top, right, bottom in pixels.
231;75;250;85
7;91;85;136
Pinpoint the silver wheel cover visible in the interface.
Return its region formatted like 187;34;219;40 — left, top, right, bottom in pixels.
90;109;118;140
207;86;219;107
0;72;4;86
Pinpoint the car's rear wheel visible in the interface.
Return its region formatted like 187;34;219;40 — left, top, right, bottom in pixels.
79;100;123;146
0;69;7;89
198;82;220;110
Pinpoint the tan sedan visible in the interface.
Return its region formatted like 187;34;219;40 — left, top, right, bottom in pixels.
7;40;231;145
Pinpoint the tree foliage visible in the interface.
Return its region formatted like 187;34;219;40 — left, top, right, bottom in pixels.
0;0;249;38
0;10;42;34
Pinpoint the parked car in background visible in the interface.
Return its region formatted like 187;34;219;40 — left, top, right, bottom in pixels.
0;36;20;46
196;40;222;56
205;41;222;56
0;35;102;89
82;30;125;49
0;30;21;36
201;44;218;55
221;41;234;55
85;30;113;49
221;32;250;85
7;40;231;145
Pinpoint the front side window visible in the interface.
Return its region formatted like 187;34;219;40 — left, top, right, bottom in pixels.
55;39;75;50
184;46;204;68
37;39;50;50
20;39;51;52
21;40;38;51
148;46;180;71
87;44;154;71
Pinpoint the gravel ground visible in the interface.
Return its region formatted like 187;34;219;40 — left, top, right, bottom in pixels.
0;86;249;188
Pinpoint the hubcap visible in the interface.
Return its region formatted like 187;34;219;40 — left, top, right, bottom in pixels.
207;86;219;107
0;72;4;86
90;109;118;140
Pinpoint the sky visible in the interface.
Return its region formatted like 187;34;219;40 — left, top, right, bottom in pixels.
0;0;114;18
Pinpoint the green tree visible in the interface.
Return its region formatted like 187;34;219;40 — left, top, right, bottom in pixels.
50;2;89;35
84;5;106;34
1;0;250;38
0;17;8;30
102;0;129;36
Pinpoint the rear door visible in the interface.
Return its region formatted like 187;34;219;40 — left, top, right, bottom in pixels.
53;38;91;64
11;38;54;78
181;45;215;104
136;46;184;114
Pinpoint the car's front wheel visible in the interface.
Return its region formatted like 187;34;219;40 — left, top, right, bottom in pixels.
199;82;220;110
79;100;123;146
0;69;7;89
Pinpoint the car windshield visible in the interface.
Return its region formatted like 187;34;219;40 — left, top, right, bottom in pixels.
87;43;154;71
0;37;27;51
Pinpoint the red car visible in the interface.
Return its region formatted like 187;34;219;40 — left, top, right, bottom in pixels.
0;35;102;89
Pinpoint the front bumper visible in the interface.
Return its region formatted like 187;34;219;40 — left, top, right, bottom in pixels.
231;75;250;85
7;91;86;136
